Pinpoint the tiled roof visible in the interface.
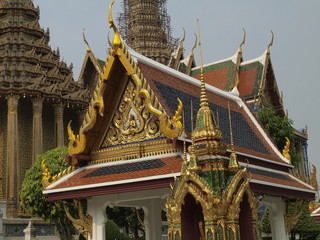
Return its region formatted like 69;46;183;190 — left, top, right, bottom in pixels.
153;80;269;155
191;60;236;92
45;160;314;200
47;155;183;191
190;54;265;99
138;62;285;164
239;61;263;98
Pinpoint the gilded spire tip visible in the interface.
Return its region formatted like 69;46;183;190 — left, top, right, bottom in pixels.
197;19;208;108
239;28;246;52
82;29;91;52
267;30;274;54
108;0;121;49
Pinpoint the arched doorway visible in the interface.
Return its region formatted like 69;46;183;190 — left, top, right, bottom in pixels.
239;193;255;240
181;193;205;240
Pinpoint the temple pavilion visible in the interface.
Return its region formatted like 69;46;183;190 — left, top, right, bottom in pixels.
42;1;316;240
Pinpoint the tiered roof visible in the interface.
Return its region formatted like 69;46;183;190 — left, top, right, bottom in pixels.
0;0;88;107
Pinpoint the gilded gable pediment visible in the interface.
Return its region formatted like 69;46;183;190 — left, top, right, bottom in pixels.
101;79;162;148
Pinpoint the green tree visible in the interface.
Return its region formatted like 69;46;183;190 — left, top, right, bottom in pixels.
106;206;144;238
290;203;320;240
257;107;300;167
20;146;77;240
105;220;130;240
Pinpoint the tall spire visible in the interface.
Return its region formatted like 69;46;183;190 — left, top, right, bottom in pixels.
197;20;209;108
191;20;226;157
118;0;177;65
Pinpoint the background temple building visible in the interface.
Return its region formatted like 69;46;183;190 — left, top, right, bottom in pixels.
0;0;88;237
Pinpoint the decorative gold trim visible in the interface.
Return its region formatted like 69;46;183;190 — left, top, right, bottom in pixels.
41;160;51;188
108;0;121;50
284;200;305;233
41;159;76;187
91;139;178;164
282;136;291;161
310;164;318;190
58;199;92;240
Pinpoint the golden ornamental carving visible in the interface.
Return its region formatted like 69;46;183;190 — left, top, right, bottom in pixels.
58;199;92;240
310;164;318;190
139;89;183;139
308;201;320;213
282;137;291;160
42;159;76;187
41;160;51;188
166;166;259;240
284;200;306;233
108;0;121;51
67;0;183;156
102;80;161;147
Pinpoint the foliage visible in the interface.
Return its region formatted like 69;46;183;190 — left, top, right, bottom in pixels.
105;220;130;240
257;107;300;166
290;203;320;240
106;206;144;238
20;146;76;240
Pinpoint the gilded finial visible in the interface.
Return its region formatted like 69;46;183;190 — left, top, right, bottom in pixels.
182;110;187;162
267;31;274;54
107;32;112;47
180;28;186;47
239;28;246;53
192;34;197;52
197;19;208;108
82;29;91;52
228;102;240;170
108;0;121;50
191;20;226;156
282;137;291;161
233;29;246;89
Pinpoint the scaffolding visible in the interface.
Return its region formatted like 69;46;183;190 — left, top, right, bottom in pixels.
117;0;178;64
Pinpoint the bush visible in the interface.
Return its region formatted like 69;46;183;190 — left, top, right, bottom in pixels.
105;220;130;240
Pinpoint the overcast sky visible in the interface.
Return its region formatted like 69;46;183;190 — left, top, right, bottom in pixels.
33;0;320;176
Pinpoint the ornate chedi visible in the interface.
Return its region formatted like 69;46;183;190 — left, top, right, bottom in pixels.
0;0;88;219
118;0;177;65
166;31;259;240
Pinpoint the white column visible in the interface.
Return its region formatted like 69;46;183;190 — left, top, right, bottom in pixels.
143;198;164;240
263;196;289;240
87;198;107;240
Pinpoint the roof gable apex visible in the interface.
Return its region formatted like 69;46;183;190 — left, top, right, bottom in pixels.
67;25;183;167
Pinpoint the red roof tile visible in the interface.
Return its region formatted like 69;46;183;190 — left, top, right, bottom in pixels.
49;155;183;190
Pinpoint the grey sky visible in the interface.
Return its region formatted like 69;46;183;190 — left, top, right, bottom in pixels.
33;0;320;176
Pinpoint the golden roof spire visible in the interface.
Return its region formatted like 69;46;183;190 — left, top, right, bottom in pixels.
233;29;246;89
108;0;121;50
239;28;246;53
82;29;91;52
228;102;240;170
197;20;209;108
191;20;226;157
267;30;274;54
